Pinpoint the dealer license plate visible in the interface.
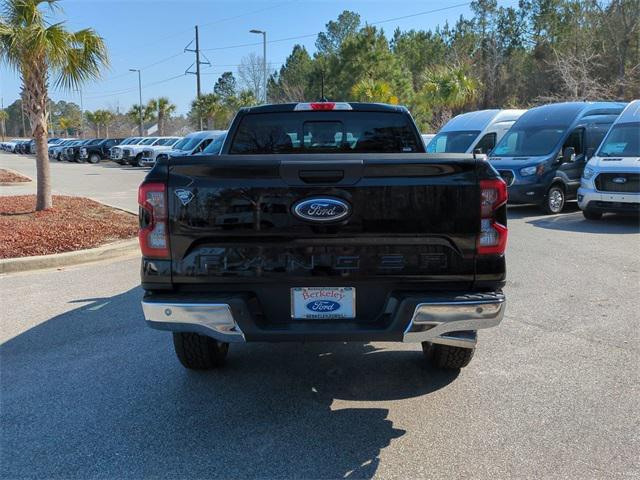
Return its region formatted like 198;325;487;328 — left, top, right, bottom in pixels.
291;287;355;319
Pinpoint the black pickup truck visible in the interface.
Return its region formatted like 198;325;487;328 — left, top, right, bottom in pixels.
79;138;124;163
139;102;507;371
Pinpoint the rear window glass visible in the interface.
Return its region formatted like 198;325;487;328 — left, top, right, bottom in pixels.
228;111;423;154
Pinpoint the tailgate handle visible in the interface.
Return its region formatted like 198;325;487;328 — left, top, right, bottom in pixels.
298;169;344;184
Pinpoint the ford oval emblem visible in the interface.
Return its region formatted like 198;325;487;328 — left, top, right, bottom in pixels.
612;177;627;184
293;197;351;223
306;300;341;312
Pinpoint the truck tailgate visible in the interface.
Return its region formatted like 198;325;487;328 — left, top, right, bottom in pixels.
166;153;479;288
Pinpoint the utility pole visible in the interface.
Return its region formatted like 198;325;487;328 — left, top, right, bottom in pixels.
250;29;267;103
129;69;143;136
195;26;201;100
185;26;209;130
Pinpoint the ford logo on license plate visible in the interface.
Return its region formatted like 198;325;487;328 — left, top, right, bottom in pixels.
292;197;351;222
306;300;340;312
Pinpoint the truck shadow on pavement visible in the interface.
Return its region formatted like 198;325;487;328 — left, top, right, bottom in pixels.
1;288;457;479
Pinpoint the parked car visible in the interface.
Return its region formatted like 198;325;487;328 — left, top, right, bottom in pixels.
578;99;640;219
122;137;178;167
79;138;124;163
489;101;626;214
15;140;31;154
155;130;226;164
110;137;143;164
49;139;77;160
139;102;507;371
1;139;27;152
139;137;183;167
427;109;526;155
67;138;103;162
62;139;89;161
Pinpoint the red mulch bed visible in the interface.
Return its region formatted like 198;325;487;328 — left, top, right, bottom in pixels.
0;169;31;184
0;195;138;259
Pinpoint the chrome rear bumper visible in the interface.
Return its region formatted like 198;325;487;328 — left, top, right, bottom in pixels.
142;302;246;343
402;298;505;347
142;294;505;347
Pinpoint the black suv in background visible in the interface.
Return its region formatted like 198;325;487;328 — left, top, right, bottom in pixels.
79;138;124;163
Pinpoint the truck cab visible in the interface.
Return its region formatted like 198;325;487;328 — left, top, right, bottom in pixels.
426;109;526;155
489;102;626;214
578;99;640;219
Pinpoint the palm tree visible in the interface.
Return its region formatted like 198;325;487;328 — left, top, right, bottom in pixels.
0;109;7;140
149;97;175;136
0;0;108;210
58;115;79;137
420;66;479;130
85;110;100;136
127;104;155;132
94;109;113;137
421;66;478;109
351;79;399;104
191;93;222;129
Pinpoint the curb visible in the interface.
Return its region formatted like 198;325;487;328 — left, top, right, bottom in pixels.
0;167;33;186
0;238;139;275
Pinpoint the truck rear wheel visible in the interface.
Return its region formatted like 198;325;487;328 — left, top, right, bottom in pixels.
422;342;475;369
172;332;229;369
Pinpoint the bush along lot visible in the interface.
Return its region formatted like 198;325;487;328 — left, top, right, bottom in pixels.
0;195;137;258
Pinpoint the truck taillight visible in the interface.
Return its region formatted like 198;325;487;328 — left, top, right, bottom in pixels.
138;182;169;258
477;178;508;255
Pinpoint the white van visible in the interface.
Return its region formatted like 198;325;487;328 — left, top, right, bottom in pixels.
426;109;526;155
578;99;640;219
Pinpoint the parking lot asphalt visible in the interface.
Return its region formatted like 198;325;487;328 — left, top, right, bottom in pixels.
1;151;640;479
0;152;146;212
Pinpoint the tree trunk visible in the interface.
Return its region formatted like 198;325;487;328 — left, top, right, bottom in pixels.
106;124;109;137
22;60;52;211
158;111;164;136
33;116;52;210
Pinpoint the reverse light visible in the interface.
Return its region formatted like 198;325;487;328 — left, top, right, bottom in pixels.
294;102;352;111
138;182;169;258
478;178;508;255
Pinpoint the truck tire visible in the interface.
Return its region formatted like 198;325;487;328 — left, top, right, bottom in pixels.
422;342;475;369
89;153;101;164
541;184;565;214
582;209;602;220
172;332;229;370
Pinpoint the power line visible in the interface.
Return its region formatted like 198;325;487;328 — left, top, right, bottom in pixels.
83;73;186;100
105;0;300;65
201;2;472;52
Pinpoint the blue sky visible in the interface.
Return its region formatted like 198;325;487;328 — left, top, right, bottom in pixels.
0;0;518;114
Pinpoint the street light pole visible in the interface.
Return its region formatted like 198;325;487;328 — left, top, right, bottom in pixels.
250;29;267;104
130;68;143;136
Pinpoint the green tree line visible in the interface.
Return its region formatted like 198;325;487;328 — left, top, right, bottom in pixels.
268;1;639;130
